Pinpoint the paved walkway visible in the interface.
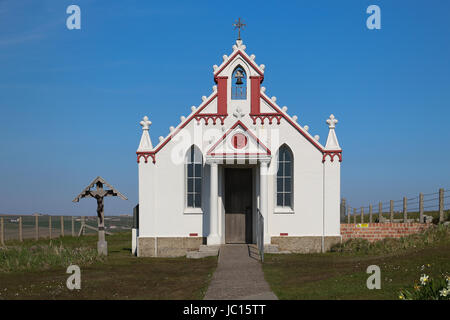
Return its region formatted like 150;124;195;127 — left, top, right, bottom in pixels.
204;244;278;300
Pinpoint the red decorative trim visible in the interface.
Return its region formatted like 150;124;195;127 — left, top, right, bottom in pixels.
207;120;271;156
214;51;264;83
194;114;227;125
137;152;156;164
140;94;218;162
250;76;261;114
189;233;198;237
260;94;326;153
280;233;288;236
322;150;342;163
217;76;228;114
249;113;283;125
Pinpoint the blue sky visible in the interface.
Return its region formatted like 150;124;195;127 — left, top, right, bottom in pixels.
0;0;449;215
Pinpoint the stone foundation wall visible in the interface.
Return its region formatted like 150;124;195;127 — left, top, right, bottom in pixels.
270;236;342;253
138;237;205;257
340;223;431;242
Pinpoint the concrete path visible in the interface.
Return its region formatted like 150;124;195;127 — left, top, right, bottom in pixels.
204;244;278;300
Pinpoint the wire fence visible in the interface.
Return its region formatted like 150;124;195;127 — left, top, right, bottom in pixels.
341;188;450;224
0;214;133;244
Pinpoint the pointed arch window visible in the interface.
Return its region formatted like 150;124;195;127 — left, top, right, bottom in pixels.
186;145;203;208
231;66;247;100
276;145;293;208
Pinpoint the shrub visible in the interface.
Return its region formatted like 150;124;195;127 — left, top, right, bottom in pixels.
331;224;450;255
0;241;105;273
399;274;450;300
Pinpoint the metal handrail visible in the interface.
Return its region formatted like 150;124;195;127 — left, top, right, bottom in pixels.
256;209;264;263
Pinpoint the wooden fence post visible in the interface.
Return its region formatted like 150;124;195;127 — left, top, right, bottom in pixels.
0;217;4;246
35;215;39;240
361;207;364;223
49;216;52;239
353;208;356;224
439;188;444;223
60;216;64;237
369;205;373;223
341;198;346;223
403;197;407;223
419;193;424;223
378;202;382;223
390;200;394;222
72;216;75;236
19;217;23;242
347;206;351;224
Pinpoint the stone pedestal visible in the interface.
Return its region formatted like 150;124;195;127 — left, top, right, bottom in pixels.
97;240;108;256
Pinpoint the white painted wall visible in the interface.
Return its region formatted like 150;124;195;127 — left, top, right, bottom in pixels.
137;39;341;243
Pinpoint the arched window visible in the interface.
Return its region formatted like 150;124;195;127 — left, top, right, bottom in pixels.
276;145;293;208
186;145;203;208
231;66;247;100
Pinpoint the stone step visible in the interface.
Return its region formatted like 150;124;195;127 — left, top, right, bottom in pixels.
199;245;220;252
186;250;218;259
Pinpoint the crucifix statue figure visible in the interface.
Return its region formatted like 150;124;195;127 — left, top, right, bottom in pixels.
233;18;246;40
73;176;127;255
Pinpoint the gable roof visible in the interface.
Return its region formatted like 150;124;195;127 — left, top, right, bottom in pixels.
213;49;264;82
207;120;271;156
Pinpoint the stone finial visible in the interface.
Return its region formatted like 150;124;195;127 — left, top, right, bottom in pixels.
292;115;298;122
213;65;218;72
233;106;245;119
304;125;309;131
223;55;228;62
169;126;175;133
202;96;207;102
191;106;197;112
250;54;255;60
325;114;341;150
180;116;186;122
159;136;164;142
212;85;217;92
261;87;266;93
235;39;246;51
271;96;277;102
140;116;151;130
260;64;265;71
282;106;288;112
314;135;320;141
326;114;338;129
138;116;153;151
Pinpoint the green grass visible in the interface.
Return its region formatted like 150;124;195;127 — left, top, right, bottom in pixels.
0;233;217;300
263;225;450;300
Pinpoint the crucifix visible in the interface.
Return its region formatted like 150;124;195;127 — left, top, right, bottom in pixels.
233;18;246;40
73;176;127;255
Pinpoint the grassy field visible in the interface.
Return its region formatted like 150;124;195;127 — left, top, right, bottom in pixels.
0;232;217;299
263;225;450;299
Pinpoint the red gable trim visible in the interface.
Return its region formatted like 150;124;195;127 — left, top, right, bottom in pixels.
136;93;219;164
260;95;327;153
207;120;271;156
214;51;264;83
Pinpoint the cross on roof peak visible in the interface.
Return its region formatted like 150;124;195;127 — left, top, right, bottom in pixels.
233;18;246;40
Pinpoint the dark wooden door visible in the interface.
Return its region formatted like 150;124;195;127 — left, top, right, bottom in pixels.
225;168;252;243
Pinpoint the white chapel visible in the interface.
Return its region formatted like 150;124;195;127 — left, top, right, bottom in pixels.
134;35;342;257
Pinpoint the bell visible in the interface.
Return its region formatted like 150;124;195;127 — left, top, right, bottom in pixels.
235;70;244;85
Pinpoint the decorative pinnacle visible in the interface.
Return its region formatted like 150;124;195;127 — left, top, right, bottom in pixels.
140;116;151;130
326;114;338;129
